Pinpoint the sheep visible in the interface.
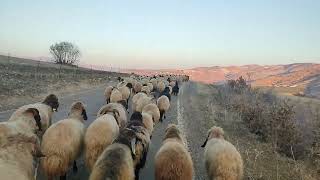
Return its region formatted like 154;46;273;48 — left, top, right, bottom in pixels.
104;86;114;103
84;114;120;171
141;112;154;136
172;81;179;95
135;96;153;113
160;86;171;101
134;82;142;94
142;103;161;124
147;82;154;92
157;95;170;122
155;124;194;180
132;92;147;112
168;86;173;95
110;88;123;103
89;128;137;180
41;102;87;180
169;81;175;87
141;85;151;95
119;85;131;106
0;108;42;139
0;133;45;180
157;81;165;93
150;78;158;89
117;81;129;89
9;94;59;134
201;126;243;180
97;102;128;128
126;115;151;180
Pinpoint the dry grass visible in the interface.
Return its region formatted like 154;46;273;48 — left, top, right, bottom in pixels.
196;80;320;180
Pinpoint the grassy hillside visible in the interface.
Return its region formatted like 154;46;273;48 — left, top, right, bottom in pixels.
0;55;126;110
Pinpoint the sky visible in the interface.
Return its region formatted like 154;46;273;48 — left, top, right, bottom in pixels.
0;0;319;69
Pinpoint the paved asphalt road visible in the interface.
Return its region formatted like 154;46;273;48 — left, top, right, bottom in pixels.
0;82;208;180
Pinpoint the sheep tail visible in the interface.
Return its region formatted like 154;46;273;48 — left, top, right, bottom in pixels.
42;154;69;177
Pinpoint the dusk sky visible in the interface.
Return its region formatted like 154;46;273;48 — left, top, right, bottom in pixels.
0;0;319;69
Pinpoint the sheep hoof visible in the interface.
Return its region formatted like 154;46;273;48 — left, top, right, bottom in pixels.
73;161;78;173
60;175;66;180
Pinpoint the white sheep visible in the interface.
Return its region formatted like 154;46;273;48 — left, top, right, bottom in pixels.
132;92;147;112
141;112;154;135
155;124;194;180
157;95;170;122
104;86;114;103
141;85;151;95
157;81;165;93
201;126;243;180
134;82;142;94
41;102;87;180
84;114;119;171
97;102;128;129
135;96;153;113
9;94;59;134
0;133;45;180
142;103;160;124
110;88;123;103
119;85;131;105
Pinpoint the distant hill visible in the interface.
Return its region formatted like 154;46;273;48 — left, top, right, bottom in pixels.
123;63;320;98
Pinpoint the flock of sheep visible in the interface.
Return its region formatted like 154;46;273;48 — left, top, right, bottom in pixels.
0;73;244;180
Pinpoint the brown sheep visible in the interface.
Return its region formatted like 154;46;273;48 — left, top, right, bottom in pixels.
104;86;114;103
157;95;170;122
41;102;87;180
84;114;120;171
155;124;194;180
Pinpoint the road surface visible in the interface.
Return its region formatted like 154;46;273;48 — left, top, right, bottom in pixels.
0;82;211;180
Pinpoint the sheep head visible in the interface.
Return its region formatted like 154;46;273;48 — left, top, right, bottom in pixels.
164;124;182;142
201;126;225;148
43;94;59;112
69;101;87;121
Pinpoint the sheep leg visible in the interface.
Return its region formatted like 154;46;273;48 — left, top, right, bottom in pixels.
73;160;78;173
134;168;140;180
60;175;66;180
164;112;166;119
160;111;164;122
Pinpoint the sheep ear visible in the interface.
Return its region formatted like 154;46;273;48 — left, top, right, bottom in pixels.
130;137;137;156
201;136;208;148
25;108;42;131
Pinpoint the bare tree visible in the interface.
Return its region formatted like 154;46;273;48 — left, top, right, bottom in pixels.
50;41;81;65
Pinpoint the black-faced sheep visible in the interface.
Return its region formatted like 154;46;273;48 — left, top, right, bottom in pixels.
201;126;243;180
41;102;87;180
84;114;120;171
155;124;194;180
157;95;170;122
9;94;59;134
172;81;179;95
160;87;171;101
